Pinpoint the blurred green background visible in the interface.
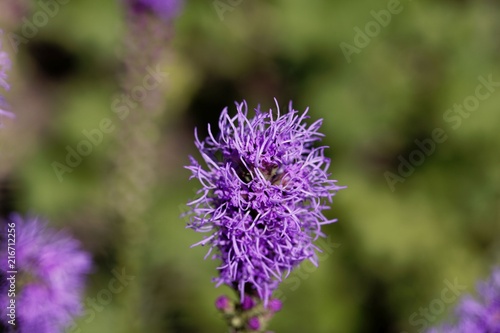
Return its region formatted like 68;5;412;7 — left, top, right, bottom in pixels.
1;0;500;332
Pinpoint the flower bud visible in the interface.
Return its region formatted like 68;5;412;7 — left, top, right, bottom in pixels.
267;298;282;312
215;295;233;313
247;316;261;331
241;296;255;310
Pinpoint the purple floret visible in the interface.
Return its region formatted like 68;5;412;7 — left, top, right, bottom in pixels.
215;295;230;311
0;215;92;333
186;100;344;304
427;268;500;333
267;298;282;312
248;316;261;330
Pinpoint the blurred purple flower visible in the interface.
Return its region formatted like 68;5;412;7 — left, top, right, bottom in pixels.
0;215;92;333
427;268;500;333
126;0;182;21
0;31;14;124
241;295;255;310
0;48;9;90
186;100;344;305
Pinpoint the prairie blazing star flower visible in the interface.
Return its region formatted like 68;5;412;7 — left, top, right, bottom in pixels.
0;215;92;333
427;268;500;333
186;100;344;306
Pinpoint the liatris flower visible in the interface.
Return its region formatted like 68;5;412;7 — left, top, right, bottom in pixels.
186;100;343;309
427;268;500;333
0;30;14;125
0;215;92;333
125;0;182;21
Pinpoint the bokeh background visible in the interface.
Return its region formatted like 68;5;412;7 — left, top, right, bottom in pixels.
1;0;500;332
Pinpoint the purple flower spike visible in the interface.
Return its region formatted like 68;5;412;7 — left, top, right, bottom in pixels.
426;268;500;333
126;0;182;21
186;100;344;305
0;215;92;333
248;317;261;331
